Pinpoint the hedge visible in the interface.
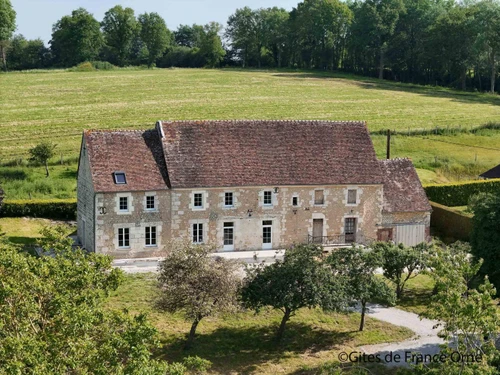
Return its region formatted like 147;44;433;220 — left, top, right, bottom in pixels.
424;179;500;207
0;199;77;220
429;201;472;243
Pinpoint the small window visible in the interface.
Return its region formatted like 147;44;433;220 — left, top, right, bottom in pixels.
192;223;204;244
263;191;272;206
118;228;130;248
145;226;157;246
113;172;127;184
314;190;324;205
348;189;357;204
292;196;298;206
146;196;155;210
224;192;234;207
194;193;203;208
119;197;128;211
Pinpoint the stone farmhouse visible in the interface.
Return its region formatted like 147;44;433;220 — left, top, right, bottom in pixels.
77;120;431;258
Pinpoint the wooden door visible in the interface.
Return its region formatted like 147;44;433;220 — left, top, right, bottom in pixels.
344;218;356;243
312;219;323;243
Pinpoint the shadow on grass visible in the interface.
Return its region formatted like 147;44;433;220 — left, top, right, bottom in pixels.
158;322;355;374
272;72;500;107
7;236;37;245
59;169;77;179
287;362;399;375
0;169;27;181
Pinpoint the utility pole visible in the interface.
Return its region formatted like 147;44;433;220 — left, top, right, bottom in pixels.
386;129;391;159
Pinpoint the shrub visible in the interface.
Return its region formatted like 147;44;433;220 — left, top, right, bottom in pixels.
90;61;115;70
182;356;212;373
0;199;77;220
72;61;95;72
424;179;500;207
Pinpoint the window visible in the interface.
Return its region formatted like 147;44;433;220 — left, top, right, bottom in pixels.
146;196;155;210
224;192;234;207
347;189;357;204
119;197;128;211
192;223;204;244
262;220;272;249
223;222;234;246
263;191;272;206
292;196;298;206
314;190;324;205
118;228;130;248
193;193;203;208
113;172;127;184
145;226;157;246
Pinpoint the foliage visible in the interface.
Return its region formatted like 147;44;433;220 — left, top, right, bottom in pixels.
0;199;76;220
138;12;171;67
73;61;95;71
28;141;56;177
0;0;16;71
241;243;348;342
424;179;500;207
326;246;396;331
5;34;49;70
373;241;427;299
156;242;241;348
469;192;500;293
50;8;103;67
416;242;500;374
0;228;170;374
101;5;138;66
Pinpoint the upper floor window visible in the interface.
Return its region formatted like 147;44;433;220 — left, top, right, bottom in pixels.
145;226;157;246
192;223;204;244
347;189;357;204
118;228;130;248
263;191;272;206
146;195;155;210
292;196;298;206
193;193;203;208
119;197;129;211
314;190;324;205
113;172;127;184
224;192;234;207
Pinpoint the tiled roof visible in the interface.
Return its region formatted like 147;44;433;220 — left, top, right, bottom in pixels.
159;120;384;188
85;129;169;192
380;158;431;213
480;164;500;179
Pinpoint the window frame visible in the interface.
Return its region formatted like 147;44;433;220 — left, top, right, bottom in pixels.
193;193;204;209
118;227;130;248
223;222;234;250
119;196;129;212
347;189;358;205
224;192;234;208
145;195;156;211
314;190;325;205
113;172;127;185
262;220;272;249
263;190;273;206
145;226;157;247
192;223;204;244
292;196;298;206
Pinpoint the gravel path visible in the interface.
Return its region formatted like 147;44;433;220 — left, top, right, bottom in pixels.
358;303;445;367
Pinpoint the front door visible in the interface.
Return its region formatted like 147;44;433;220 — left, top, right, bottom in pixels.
344;218;357;243
223;222;234;251
312;219;323;243
262;220;272;250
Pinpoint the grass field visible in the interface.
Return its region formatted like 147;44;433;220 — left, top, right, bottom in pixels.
0;217;51;244
105;273;412;374
1;68;499;198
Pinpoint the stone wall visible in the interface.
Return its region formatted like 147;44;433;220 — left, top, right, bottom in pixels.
76;143;96;251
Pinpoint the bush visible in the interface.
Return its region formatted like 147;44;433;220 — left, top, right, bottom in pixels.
424;179;500;206
72;61;95;72
90;61;115;70
0;199;77;220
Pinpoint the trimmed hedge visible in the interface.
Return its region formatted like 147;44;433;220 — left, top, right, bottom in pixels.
0;199;77;220
424;179;500;207
430;201;472;243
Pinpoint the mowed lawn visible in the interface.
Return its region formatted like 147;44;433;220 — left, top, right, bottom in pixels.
106;273;412;375
1;68;500;161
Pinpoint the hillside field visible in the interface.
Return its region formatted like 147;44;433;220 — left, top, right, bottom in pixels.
1;68;499;199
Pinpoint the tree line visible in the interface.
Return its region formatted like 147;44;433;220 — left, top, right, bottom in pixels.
1;0;500;92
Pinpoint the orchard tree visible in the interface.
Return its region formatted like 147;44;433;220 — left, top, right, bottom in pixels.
0;226;168;373
101;5;138;66
327;246;395;331
138;12;171;67
156;242;241;349
29;141;56;177
373;242;427;299
241;244;347;342
0;0;16;71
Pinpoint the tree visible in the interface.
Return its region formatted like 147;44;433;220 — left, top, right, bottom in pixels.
469;192;500;292
327;246;396;331
28;141;56;177
417;242;499;374
0;0;16;71
241;244;347;342
6;34;48;70
198;22;225;68
373;242;426;299
50;8;103;67
260;7;289;68
0;226;168;373
138;12;171;67
156;242;241;349
101;6;138;66
225;7;258;68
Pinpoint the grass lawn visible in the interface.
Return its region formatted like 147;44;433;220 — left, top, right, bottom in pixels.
0;217;52;244
391;274;435;315
106;273;413;375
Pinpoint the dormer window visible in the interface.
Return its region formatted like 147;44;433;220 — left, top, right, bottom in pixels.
113;172;127;184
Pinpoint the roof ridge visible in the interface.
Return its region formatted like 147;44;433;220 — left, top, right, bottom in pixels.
160;119;367;125
84;129;148;134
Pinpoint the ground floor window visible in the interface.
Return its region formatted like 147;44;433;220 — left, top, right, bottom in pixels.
118;228;130;248
192;223;204;244
262;220;272;249
145;226;157;246
223;222;234;250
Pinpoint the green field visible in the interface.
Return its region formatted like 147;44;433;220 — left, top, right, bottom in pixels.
1;68;500;199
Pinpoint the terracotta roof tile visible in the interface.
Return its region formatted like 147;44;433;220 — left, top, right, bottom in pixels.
380;158;431;213
85;129;169;192
160;120;384;188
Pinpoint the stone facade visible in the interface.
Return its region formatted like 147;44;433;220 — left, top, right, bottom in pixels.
76;144;96;252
